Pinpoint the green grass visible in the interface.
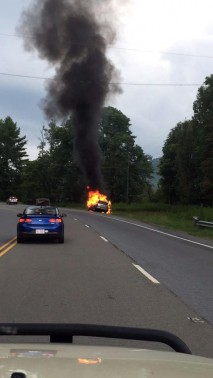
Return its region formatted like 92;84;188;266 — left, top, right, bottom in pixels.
112;202;213;239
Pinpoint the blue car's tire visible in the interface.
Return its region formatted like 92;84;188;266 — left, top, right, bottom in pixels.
58;235;64;244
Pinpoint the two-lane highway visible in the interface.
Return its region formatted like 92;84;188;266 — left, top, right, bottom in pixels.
0;203;213;358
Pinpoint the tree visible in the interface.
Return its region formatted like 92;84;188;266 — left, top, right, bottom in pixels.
160;121;196;203
175;121;196;203
20;158;50;203
159;127;179;204
99;107;152;202
159;75;213;205
192;75;213;205
38;119;83;202
159;120;196;204
0;116;28;199
21;107;152;204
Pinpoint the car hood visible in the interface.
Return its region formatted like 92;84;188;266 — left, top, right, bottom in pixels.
0;344;213;377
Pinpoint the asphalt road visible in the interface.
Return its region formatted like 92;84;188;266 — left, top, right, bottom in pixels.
0;203;213;358
68;209;213;325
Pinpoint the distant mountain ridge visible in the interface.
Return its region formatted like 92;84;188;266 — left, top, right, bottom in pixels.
150;157;161;190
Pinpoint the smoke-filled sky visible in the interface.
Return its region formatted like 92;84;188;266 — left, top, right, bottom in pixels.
1;0;213;161
17;0;124;189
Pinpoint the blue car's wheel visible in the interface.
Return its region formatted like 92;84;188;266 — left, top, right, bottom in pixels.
58;235;64;244
17;236;23;243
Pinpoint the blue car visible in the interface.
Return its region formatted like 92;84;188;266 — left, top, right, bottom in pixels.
17;206;65;243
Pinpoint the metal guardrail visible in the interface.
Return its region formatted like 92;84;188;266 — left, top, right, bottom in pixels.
192;216;213;228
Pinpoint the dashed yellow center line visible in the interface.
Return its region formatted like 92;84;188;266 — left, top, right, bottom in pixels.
0;237;17;257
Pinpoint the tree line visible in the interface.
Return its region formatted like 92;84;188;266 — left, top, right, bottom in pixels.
0;106;152;204
159;75;213;206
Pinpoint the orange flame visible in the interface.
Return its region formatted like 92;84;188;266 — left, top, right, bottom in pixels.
78;357;102;365
87;189;112;214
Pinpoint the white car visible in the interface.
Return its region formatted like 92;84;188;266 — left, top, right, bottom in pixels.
0;324;213;377
6;196;18;205
88;200;109;213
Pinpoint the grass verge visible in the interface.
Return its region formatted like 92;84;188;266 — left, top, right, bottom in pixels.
112;202;213;239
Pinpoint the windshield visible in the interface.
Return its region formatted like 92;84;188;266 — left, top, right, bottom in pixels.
0;0;213;365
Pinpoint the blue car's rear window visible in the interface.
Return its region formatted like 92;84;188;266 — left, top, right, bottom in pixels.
25;207;57;216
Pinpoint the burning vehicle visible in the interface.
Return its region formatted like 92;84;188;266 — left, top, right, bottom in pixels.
87;190;112;214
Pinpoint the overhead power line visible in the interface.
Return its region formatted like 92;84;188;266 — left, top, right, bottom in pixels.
0;71;202;86
109;46;213;60
111;82;201;87
0;72;52;80
1;32;213;59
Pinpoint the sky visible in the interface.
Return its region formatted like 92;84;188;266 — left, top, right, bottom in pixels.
1;0;213;160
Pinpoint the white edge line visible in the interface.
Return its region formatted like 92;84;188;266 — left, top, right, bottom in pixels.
100;236;108;242
85;224;90;228
109;217;213;250
133;264;160;284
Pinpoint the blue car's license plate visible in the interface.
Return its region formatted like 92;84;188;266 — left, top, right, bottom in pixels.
36;229;45;234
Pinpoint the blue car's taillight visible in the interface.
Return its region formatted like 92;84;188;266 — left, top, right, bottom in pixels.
19;218;32;223
49;218;62;223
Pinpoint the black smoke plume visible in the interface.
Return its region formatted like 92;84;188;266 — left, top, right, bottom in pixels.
18;0;122;190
